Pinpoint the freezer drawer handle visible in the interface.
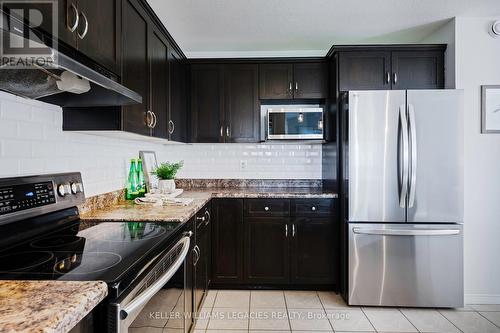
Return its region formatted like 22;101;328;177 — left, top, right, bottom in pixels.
352;228;461;236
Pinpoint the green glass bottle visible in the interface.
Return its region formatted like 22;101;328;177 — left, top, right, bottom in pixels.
136;158;146;197
125;159;139;200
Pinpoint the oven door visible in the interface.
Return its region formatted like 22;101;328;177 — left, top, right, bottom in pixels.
108;232;192;333
267;108;323;140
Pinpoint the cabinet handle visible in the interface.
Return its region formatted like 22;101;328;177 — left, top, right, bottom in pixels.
77;11;88;39
220;125;223;137
226;126;230;138
311;206;317;211
145;111;153;128
196;216;205;222
386;72;390;84
67;3;79;33
204;210;210;226
285;224;288;237
289;82;292;94
292;224;296;237
295;82;298;91
264;206;269;211
151;111;157;128
393;72;398;85
168;120;175;134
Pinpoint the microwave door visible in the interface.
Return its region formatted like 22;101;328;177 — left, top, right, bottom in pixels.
267;109;323;139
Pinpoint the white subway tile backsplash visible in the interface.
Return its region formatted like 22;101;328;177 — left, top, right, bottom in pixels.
0;91;322;196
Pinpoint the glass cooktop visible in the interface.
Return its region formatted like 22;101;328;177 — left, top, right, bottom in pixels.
0;220;182;284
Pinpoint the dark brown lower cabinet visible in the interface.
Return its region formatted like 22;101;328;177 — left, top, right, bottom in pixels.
245;217;289;284
194;217;208;312
290;217;336;284
212;198;337;287
211;199;244;284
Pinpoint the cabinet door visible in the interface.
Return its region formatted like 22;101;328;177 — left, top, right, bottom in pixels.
168;49;188;142
259;64;293;99
211;199;244;284
224;64;260;143
245;217;289;284
338;51;391;91
290;217;336;284
391;51;444;89
185;219;195;333
58;0;78;48
293;62;328;99
149;28;169;139
191;65;224;142
77;0;121;74
195;220;208;312
121;0;150;136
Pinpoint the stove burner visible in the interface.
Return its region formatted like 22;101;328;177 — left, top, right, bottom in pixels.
31;235;83;249
93;223;166;242
0;251;54;271
54;252;122;274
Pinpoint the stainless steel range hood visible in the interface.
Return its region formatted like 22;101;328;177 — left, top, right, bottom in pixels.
0;11;142;107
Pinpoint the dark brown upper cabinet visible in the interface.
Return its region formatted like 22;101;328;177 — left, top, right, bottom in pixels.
168;49;188;142
121;0;150;136
293;62;328;99
148;27;170;139
190;64;225;143
224;64;260;143
390;51;444;89
191;64;260;143
333;45;445;91
76;0;122;74
259;62;328;99
259;64;294;99
26;0;122;74
338;51;391;91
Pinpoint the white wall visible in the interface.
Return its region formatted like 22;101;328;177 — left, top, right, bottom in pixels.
0;91;321;196
420;18;456;89
454;17;500;304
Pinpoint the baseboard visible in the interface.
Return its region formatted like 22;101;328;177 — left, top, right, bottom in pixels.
465;294;500;304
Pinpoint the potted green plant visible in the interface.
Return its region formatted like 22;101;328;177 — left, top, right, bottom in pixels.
152;161;184;193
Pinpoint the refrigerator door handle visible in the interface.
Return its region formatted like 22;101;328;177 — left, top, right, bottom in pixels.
352;227;461;236
399;105;409;208
408;104;417;208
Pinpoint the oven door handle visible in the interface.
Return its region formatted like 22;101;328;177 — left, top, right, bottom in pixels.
119;235;190;320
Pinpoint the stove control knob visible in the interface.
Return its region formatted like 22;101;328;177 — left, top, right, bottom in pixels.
57;184;70;197
71;182;83;194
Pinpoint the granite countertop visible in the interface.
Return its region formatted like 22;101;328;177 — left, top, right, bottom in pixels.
0;280;107;333
80;188;337;223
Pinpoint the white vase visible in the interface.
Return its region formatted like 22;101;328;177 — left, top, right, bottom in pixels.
158;179;176;194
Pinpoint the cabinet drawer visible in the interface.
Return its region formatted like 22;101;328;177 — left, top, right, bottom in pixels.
244;199;290;217
291;199;335;216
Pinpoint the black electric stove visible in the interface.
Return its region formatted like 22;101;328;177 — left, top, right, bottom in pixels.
0;173;186;298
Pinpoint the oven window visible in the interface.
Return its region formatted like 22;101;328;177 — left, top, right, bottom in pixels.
268;111;323;137
129;265;186;332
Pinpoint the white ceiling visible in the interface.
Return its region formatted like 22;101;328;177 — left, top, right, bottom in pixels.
147;0;500;58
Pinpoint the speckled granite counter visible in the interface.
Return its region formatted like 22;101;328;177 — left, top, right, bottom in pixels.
80;188;337;223
0;280;107;333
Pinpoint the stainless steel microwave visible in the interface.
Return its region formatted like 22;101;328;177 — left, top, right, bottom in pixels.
264;107;324;140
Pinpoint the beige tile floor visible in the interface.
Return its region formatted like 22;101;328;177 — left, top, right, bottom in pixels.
131;289;500;333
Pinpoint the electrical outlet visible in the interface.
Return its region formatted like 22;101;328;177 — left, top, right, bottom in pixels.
240;160;248;170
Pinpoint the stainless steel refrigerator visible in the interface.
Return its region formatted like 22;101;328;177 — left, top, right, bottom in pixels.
344;90;464;308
